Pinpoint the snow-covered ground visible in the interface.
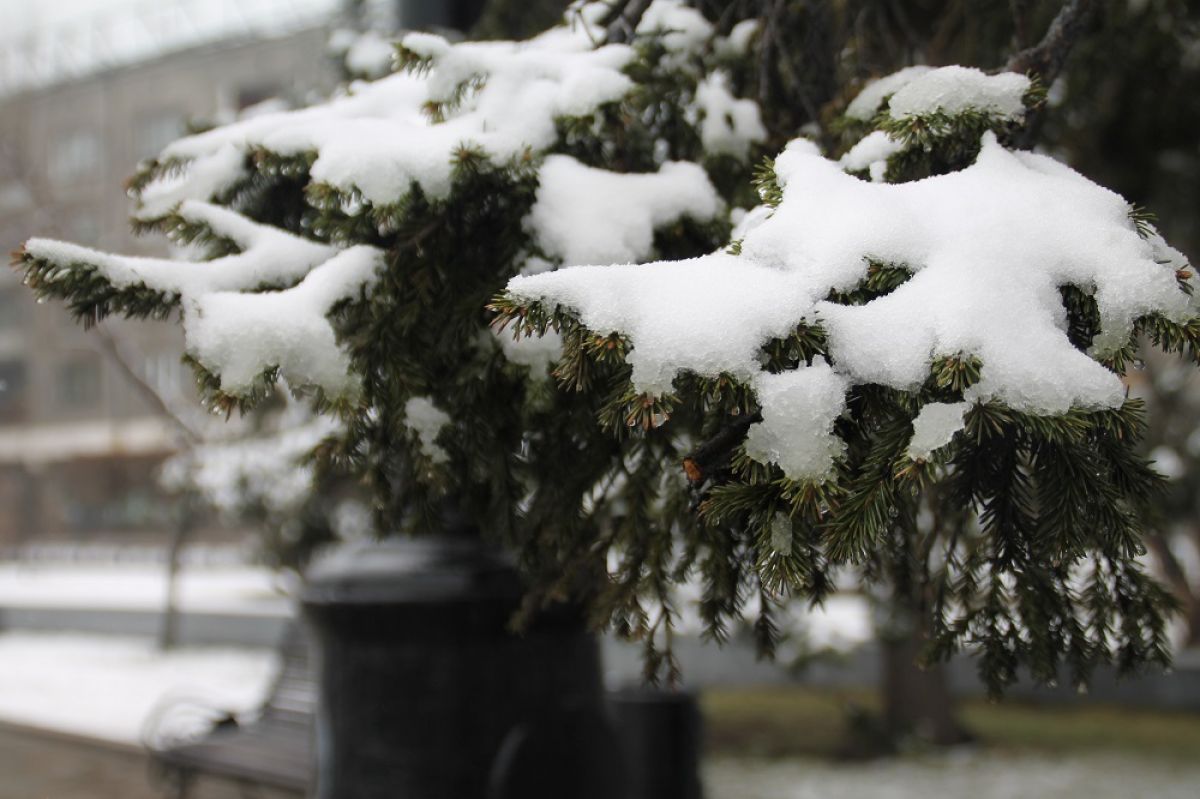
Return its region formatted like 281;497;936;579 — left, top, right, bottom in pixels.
0;561;293;616
0;631;278;744
706;752;1200;799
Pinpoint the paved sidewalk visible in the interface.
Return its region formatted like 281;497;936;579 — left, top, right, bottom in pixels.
0;723;296;799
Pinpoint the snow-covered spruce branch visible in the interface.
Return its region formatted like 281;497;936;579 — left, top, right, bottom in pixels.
501;62;1198;691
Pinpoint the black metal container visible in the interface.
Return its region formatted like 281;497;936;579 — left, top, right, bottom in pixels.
300;535;624;799
608;687;704;799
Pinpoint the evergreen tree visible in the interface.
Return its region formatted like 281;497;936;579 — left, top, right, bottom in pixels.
12;0;1197;728
14;1;764;669
492;2;1198;703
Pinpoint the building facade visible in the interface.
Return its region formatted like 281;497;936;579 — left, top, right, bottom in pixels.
0;24;338;545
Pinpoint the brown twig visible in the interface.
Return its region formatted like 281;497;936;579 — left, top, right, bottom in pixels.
682;410;763;484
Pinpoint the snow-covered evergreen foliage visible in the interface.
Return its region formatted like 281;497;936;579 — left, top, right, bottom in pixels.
495;57;1199;690
14;0;1198;692
15;1;766;674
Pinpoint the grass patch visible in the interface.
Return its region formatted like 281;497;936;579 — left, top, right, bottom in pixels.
702;685;1200;763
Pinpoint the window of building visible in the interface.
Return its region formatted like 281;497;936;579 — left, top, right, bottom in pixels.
143;352;185;400
134;112;183;161
236;83;280;112
0;180;32;214
0;360;28;421
0;287;28;331
67;209;101;244
56;356;101;408
47;130;102;186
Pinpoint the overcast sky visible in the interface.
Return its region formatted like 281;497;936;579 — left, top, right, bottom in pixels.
0;0;339;42
0;0;341;93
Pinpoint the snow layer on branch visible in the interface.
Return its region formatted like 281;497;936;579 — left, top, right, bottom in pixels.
887;66;1030;121
845;66;932;121
138;145;247;220
144;4;642;208
907;401;970;460
25;201;335;297
185;246;383;395
404;396;451;463
509;133;1193;479
694;71;767;159
26;204;381;397
526;155;723;267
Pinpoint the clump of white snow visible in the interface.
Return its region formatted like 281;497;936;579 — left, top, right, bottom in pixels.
636;0;713;54
331;28;397;78
404;396;452;464
694;71;767;160
839;130;903;182
907;401;971;460
161;413;340;515
526;155;723;267
744;365;849;480
716;19;759;57
508;132;1192;480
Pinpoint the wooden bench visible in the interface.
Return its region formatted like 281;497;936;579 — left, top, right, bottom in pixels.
146;626;314;798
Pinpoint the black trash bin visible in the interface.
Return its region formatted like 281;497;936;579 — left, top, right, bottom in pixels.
301;534;625;799
609;687;704;799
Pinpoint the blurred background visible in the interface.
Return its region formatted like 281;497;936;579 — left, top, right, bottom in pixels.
0;1;1198;797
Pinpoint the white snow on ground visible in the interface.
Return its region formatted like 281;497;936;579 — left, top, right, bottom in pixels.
0;562;293;616
0;632;278;744
706;752;1200;799
675;581;872;653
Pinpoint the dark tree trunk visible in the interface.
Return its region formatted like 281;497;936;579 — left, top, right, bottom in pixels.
1147;531;1200;649
881;626;970;746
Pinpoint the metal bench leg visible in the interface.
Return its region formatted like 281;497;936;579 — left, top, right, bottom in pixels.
165;770;194;799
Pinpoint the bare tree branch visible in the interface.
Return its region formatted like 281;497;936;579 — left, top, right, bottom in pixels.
91;323;200;446
603;0;653;44
1009;0;1036;49
1005;0;1096;85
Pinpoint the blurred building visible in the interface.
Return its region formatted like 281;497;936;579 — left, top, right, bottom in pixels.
0;1;341;546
